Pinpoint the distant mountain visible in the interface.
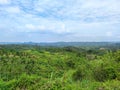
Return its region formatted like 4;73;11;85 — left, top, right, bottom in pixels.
0;42;21;44
0;42;120;47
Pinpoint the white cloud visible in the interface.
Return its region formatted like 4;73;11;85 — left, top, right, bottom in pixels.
6;7;21;13
37;25;46;30
0;0;120;42
106;32;113;37
25;24;48;32
24;23;67;33
0;0;10;4
25;24;36;30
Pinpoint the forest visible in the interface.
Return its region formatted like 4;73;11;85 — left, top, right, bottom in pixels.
0;43;120;90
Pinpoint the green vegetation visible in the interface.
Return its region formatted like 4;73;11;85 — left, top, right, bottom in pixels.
0;44;120;90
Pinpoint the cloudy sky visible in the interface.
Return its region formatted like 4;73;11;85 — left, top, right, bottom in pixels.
0;0;120;42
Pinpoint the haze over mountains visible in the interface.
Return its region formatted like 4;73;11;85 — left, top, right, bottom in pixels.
0;42;120;48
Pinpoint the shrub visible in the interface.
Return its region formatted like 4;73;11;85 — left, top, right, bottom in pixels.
13;74;40;90
72;67;85;81
66;60;75;68
94;66;117;82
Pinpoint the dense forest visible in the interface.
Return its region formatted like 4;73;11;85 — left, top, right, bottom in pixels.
0;43;120;90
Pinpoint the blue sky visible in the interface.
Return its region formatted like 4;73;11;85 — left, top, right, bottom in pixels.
0;0;120;42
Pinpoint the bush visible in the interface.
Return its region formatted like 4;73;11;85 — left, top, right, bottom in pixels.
97;80;120;90
115;57;120;62
13;74;40;90
94;66;117;82
66;60;75;68
72;67;85;81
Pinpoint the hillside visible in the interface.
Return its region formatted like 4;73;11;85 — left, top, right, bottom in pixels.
0;44;120;90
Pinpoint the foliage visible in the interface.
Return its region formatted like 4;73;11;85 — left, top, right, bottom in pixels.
93;66;117;82
72;66;86;81
0;44;120;90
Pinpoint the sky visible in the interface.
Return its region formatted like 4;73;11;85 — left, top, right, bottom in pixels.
0;0;120;42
